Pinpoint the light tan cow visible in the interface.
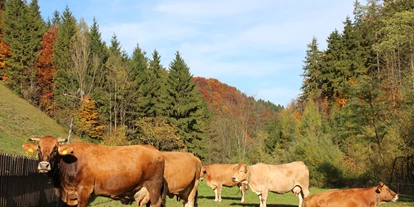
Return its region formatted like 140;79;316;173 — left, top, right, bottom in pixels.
232;161;310;207
133;151;202;207
302;182;398;207
200;164;247;202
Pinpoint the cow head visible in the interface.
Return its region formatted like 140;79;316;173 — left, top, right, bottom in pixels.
22;136;67;173
231;162;248;184
199;166;207;181
375;182;398;203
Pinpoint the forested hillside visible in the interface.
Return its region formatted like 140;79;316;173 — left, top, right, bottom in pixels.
0;0;412;188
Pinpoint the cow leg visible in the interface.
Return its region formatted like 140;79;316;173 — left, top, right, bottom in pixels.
146;182;163;207
217;184;223;202
239;184;245;203
213;188;219;201
77;186;93;207
184;180;199;207
260;191;268;207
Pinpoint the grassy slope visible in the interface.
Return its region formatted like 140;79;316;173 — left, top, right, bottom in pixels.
0;84;76;155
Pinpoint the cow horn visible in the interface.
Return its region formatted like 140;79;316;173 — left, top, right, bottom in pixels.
29;137;41;142
57;137;67;143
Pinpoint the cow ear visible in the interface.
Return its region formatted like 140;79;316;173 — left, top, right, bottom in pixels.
22;143;38;153
58;145;74;155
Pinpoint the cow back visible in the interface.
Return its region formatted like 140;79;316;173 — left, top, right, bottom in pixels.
249;161;309;194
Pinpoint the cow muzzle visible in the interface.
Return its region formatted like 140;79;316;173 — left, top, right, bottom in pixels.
38;161;51;173
392;194;399;202
232;177;238;182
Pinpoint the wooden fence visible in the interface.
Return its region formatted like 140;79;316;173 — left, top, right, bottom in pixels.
0;152;63;207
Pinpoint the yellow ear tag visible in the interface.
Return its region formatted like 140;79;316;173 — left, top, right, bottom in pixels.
28;148;33;153
61;149;67;155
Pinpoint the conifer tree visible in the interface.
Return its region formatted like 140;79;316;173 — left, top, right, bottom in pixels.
87;17;109;125
2;0;45;100
301;37;323;101
52;6;77;109
148;50;167;117
161;51;209;158
25;0;46;101
129;44;148;120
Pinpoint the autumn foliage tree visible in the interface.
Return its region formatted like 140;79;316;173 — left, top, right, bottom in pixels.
37;26;58;116
77;94;104;139
0;0;9;81
135;117;185;151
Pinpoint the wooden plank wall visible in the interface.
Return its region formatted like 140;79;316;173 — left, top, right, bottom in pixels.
0;152;62;207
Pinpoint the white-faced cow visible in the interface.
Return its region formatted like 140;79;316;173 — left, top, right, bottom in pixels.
200;164;247;203
232;161;310;207
132;151;203;207
302;182;398;207
22;136;165;207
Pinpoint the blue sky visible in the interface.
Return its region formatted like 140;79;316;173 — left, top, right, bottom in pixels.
38;0;360;106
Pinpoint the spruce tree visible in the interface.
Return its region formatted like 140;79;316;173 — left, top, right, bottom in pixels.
130;44;149;118
2;0;26;92
161;51;209;159
87;18;109;126
2;0;44;101
301;37;323;101
25;0;46;101
149;50;167;117
52;6;77;109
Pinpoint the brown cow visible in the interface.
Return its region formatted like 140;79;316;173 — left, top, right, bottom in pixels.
133;151;202;207
232;161;310;207
302;182;398;207
200;164;247;203
22;136;165;207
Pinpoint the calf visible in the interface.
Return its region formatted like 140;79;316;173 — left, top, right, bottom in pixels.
302;182;398;207
232;161;310;207
201;164;247;202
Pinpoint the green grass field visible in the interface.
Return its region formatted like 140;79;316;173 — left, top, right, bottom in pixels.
88;181;414;207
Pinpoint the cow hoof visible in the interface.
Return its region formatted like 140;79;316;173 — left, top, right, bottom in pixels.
120;197;131;204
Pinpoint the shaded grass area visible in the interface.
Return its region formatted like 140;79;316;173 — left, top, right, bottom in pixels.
88;182;414;207
0;84;77;155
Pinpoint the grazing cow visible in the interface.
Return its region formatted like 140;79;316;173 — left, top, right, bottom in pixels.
200;164;247;202
232;161;310;207
133;151;203;207
22;136;165;207
302;182;398;207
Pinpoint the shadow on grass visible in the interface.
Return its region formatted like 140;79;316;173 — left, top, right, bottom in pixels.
229;203;297;207
198;195;242;201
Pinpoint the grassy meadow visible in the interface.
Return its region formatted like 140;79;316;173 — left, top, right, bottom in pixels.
0;84;79;155
88;181;414;207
